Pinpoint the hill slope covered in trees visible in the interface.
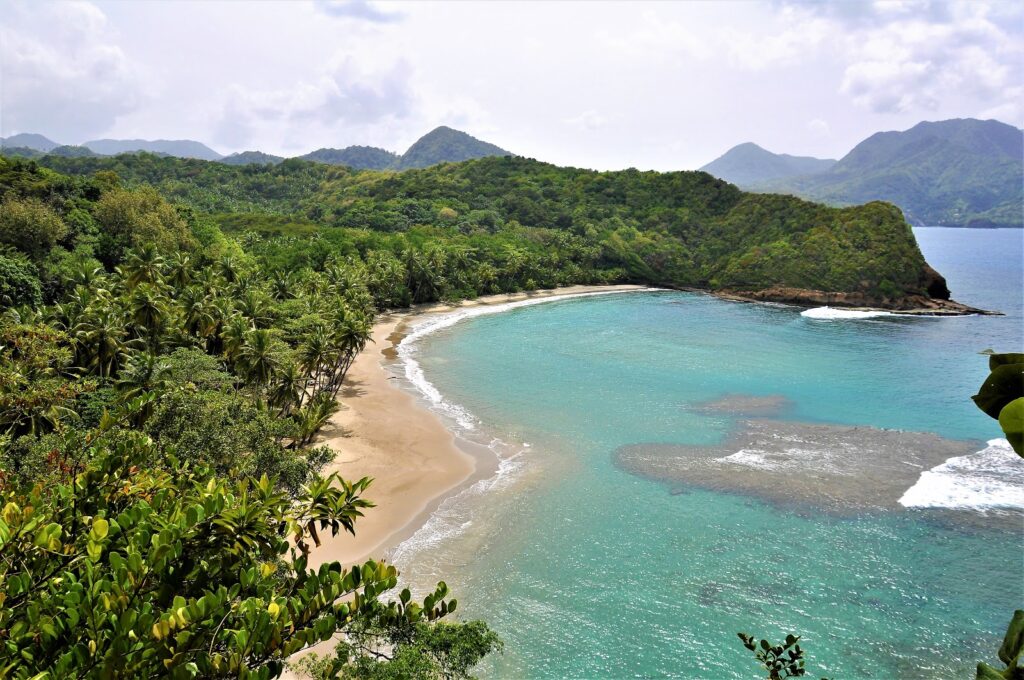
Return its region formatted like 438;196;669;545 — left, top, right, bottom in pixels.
24;152;968;310
750;119;1023;228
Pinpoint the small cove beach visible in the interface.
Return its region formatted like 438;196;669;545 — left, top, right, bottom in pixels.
310;284;649;567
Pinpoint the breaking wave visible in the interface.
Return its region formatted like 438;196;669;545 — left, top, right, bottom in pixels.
898;439;1024;511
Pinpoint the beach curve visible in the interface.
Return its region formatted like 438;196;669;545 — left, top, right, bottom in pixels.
308;284;652;568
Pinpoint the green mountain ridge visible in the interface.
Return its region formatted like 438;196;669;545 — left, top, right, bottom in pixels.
699;142;836;186
294;127;511;170
736;119;1023;228
220;150;285;166
0;133;61;152
83;138;224;161
4;126;510;171
298;145;399;170
396;126;510;169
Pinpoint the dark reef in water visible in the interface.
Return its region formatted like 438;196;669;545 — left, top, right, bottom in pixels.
615;394;995;515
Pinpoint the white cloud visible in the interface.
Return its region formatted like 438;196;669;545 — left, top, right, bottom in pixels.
212;55;416;150
0;1;147;140
807;118;831;138
313;0;403;23
564;110;608;131
832;3;1021;119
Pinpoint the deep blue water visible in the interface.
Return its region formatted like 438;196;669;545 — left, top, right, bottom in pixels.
400;227;1023;679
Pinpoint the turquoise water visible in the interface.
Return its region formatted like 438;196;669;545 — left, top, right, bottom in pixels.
401;227;1023;679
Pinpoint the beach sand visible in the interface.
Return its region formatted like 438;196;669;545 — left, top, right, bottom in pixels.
308;284;649;568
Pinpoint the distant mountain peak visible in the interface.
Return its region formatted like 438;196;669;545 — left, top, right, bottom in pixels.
0;133;61;152
290;127;511;171
397;126;511;170
83;138;223;161
220;150;284;166
752;118;1023;228
700;143;836;187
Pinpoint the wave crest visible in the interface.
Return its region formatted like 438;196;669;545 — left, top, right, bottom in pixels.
898;439;1024;511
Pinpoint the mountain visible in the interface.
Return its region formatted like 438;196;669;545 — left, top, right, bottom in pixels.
754;119;1023;228
298;146;398;170
700;143;836;187
47;145;99;158
83;138;223;160
0;133;60;152
220;150;284;166
397;126;510;169
0;147;43;159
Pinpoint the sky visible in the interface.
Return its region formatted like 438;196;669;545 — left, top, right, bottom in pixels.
1;0;1021;170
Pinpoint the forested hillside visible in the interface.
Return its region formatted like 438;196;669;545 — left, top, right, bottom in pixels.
752;119;1023;228
27;152;948;306
0;155;502;677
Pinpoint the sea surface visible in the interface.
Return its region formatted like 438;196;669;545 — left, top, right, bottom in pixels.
388;227;1024;679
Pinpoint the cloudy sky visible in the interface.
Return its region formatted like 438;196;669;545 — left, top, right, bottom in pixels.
1;0;1021;169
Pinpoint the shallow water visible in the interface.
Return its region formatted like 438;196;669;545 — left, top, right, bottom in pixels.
392;227;1024;679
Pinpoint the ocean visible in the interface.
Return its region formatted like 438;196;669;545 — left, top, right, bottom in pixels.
388;227;1024;679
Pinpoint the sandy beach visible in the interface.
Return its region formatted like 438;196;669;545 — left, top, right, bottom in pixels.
309;284;649;568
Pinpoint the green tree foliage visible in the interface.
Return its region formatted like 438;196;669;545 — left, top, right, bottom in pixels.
0;197;68;260
978;610;1024;679
295;619;502;679
93;186;194;264
30;152;936;300
973;352;1024;456
0;252;42;307
737;633;829;680
0;399;487;678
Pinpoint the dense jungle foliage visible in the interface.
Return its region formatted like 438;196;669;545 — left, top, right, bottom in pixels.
0;156;502;678
0;150;939;677
31;152;933;297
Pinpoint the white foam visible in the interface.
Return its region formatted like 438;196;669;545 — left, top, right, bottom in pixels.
801;306;894;320
720;449;776;470
898;439;1024;511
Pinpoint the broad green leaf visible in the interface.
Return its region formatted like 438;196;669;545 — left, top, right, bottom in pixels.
990;353;1024;370
998;399;1024;457
998;610;1024;666
973;363;1024;419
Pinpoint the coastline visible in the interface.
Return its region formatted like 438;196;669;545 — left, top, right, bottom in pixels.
309;284;650;568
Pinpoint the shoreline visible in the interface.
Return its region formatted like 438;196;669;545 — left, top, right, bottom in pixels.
307;280;995;569
309;284;649;568
711;287;999;315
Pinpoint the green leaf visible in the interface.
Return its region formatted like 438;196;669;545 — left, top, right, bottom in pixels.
990;353;1024;370
976;662;1008;679
90;517;109;540
973;363;1024;420
998;399;1024;457
998;610;1024;667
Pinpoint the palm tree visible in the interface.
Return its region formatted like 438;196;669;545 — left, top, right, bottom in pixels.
298;325;334;398
269;272;295;301
218;255;239;284
165;252;193;289
179;286;216;340
237;290;273;329
291;393;340;447
74;309;131;378
238;328;280;389
121;245;165;289
116;352;173;399
269;363;304;416
220;314;249;365
128;284;168;351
